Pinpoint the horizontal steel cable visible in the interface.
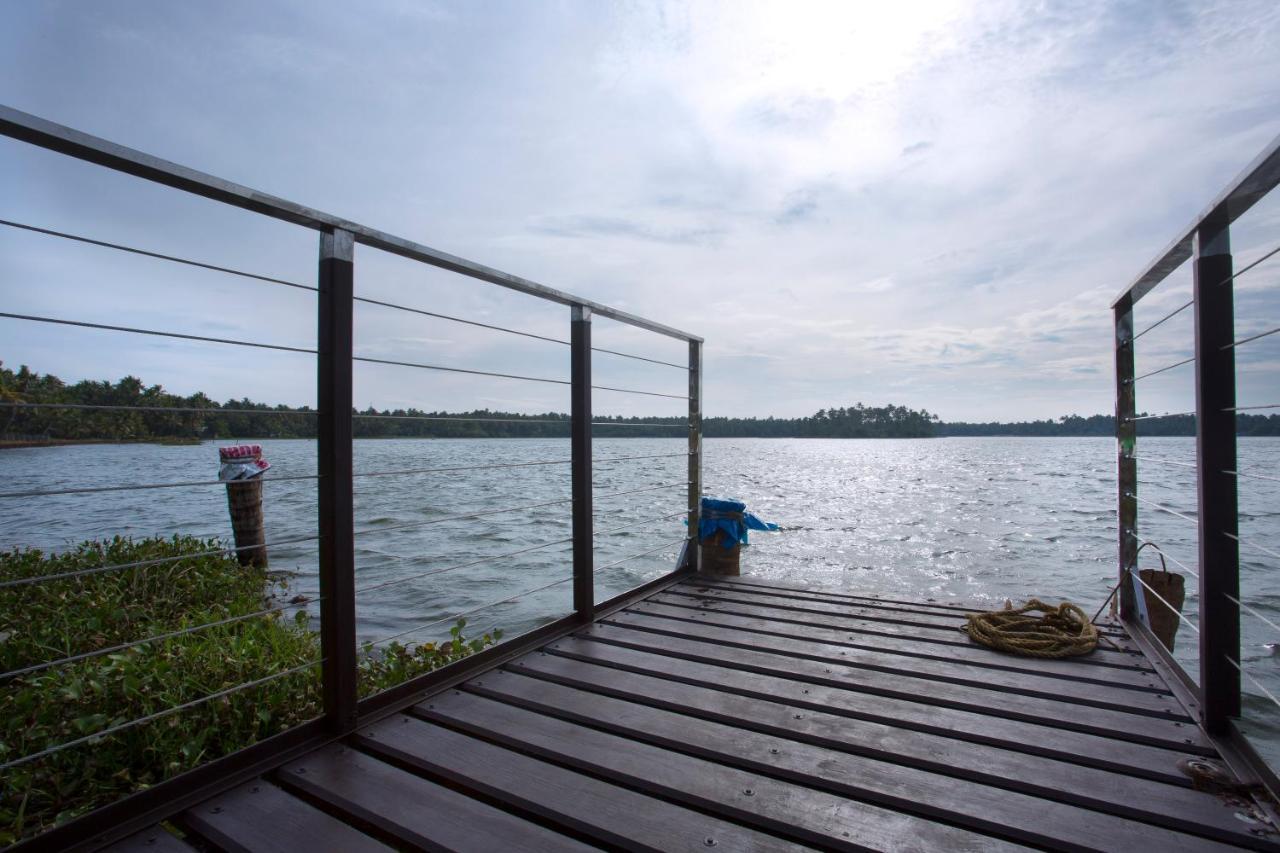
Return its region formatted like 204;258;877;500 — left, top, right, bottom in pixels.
1132;299;1193;341
354;458;569;480
1224;531;1280;563
0;402;318;416
354;295;566;346
1217;243;1280;288
1129;568;1200;634
0;597;324;681
1225;593;1280;637
353;498;574;538
0;312;315;354
591;383;687;400
1129;355;1195;383
353;412;567;424
596;451;692;464
370;576;574;647
1223;654;1280;714
0;473;320;501
352;355;568;386
1224;325;1280;350
1227;468;1280;485
0;533;322;589
0;658;323;772
1126;492;1198;526
0;218;316;292
355;537;575;596
1126;410;1196;422
1226;404;1280;412
595;481;690;502
591;346;688;370
1130;455;1196;469
595;536;691;572
594;510;689;538
1125;532;1200;578
590;420;686;428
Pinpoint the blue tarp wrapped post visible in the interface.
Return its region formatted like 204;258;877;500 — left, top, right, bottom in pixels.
697;497;778;576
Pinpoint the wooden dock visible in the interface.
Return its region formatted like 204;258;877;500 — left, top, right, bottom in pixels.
105;575;1279;852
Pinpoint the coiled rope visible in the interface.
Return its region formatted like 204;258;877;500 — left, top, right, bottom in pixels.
963;599;1098;658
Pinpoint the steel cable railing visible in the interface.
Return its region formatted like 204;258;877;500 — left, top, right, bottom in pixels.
353;354;568;386
352;497;575;539
1224;326;1280;350
1133;298;1194;341
1126;410;1196;422
1125;532;1200;578
0;217;317;292
0;472;320;500
354;538;576;596
1128;566;1202;635
594;510;689;538
0;402;318;417
1127;492;1199;526
1224;531;1280;563
0;658;324;772
0;596;325;681
1225;655;1280;713
368;576;574;648
594;536;691;573
1129;355;1196;383
0;311;316;354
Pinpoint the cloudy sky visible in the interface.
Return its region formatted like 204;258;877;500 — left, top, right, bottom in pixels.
2;0;1279;421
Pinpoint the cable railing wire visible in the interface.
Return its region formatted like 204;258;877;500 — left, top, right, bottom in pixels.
594;481;691;503
0;312;315;355
1217;243;1280;288
1129;356;1196;383
354;458;570;480
355;537;575;596
1224;325;1280;351
1124;531;1200;578
0;473;320;501
595;536;691;572
1128;492;1199;526
1226;404;1280;412
591;346;688;370
0;597;324;681
0;218;316;292
1130;455;1197;469
0;658;323;772
0;402;317;417
1133;298;1194;341
1227;468;1280;485
370;576;574;648
353;498;574;539
591;420;686;429
1224;531;1280;564
353;355;568;386
594;510;689;538
1126;410;1196;422
1225;593;1280;638
353;294;567;346
1224;654;1280;714
0;533;323;589
591;383;687;400
354;412;568;425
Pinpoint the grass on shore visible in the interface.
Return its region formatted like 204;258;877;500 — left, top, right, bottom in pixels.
0;536;498;845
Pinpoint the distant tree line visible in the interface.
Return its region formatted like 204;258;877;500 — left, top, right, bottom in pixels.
2;363;1277;441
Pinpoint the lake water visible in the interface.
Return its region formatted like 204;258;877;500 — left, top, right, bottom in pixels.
4;436;1278;762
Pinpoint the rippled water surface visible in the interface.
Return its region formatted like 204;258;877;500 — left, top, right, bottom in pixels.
4;436;1278;762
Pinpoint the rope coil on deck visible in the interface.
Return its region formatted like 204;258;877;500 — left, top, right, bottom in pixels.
963;599;1098;658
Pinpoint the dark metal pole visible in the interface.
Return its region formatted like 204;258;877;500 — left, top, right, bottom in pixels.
1115;297;1138;621
688;339;703;573
1193;217;1241;733
570;305;594;620
317;228;357;733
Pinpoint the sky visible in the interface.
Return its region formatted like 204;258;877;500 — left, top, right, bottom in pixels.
1;0;1279;421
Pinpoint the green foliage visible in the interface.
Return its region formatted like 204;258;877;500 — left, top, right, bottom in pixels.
0;536;498;845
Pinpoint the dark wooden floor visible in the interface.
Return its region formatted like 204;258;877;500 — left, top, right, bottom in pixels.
105;575;1280;852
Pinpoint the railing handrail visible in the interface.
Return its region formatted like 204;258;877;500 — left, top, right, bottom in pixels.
0;103;702;343
1112;130;1280;308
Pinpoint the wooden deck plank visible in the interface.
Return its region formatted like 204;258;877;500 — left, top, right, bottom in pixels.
652;589;1150;669
100;827;197;852
500;655;1265;847
357;714;807;853
412;692;1033;852
180;779;392;853
277;744;596;852
581;622;1207;751
466;668;1260;851
540;635;1209;780
674;582;1138;648
636;598;1157;687
603;609;1180;714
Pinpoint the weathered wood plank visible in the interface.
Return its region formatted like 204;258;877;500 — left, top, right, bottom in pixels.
654;589;1148;666
100;827;198;852
580;622;1206;751
466;669;1259;851
635;598;1156;687
540;636;1212;776
675;581;1137;646
277;744;595;852
357;714;806;853
412;692;1031;852
503;654;1266;846
604;609;1178;714
181;779;392;853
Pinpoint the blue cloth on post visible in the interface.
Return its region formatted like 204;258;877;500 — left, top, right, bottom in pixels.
698;497;778;549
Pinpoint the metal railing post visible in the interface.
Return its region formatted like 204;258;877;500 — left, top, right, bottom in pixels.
570;304;594;619
317;228;357;733
1115;297;1138;620
688;339;703;573
1193;217;1241;733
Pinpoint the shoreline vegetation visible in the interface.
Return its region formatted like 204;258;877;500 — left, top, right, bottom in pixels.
0;535;500;844
3;363;1278;444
